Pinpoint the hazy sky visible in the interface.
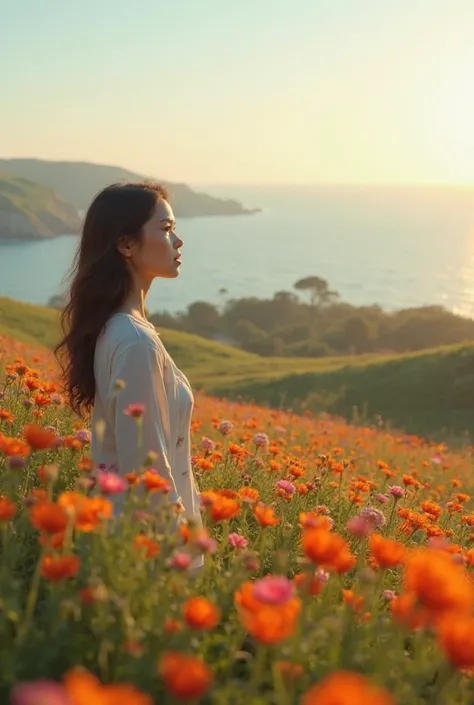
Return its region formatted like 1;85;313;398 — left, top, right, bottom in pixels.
2;0;474;185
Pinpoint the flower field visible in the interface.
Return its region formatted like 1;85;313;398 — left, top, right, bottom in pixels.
2;333;474;704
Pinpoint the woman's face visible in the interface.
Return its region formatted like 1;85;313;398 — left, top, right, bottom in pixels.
123;199;183;284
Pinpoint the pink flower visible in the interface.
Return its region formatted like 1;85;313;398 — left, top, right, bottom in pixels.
217;420;233;436
10;680;69;705
253;575;293;605
201;436;216;452
168;552;192;571
97;471;128;495
195;533;217;554
431;454;443;465
383;590;397;602
315;505;330;515
388;485;405;499
124;403;145;418
228;532;248;549
315;569;329;584
360;506;386;528
347;514;372;538
276;479;296;495
75;429;91;444
253;433;269;448
375;493;389;504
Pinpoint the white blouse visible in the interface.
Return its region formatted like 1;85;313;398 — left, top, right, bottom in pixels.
91;313;201;523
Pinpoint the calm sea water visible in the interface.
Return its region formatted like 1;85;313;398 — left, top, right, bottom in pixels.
1;185;474;317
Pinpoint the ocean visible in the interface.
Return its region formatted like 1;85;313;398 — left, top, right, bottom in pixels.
1;185;474;317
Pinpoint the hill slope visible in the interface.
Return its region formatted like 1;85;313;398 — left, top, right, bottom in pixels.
0;173;80;240
0;159;258;216
1;296;473;441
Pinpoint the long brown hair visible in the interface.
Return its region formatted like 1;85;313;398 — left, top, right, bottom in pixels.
55;182;168;416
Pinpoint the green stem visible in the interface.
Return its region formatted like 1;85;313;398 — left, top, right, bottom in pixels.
16;550;44;645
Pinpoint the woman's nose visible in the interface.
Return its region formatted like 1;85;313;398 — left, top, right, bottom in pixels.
174;233;184;248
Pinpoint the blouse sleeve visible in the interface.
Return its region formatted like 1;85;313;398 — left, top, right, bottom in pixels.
109;340;180;504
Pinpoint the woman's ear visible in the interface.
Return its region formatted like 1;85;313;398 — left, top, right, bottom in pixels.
117;236;133;259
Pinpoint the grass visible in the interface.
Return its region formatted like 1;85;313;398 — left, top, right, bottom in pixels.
2;296;474;441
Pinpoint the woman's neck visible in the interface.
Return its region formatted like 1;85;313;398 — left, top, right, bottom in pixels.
121;285;149;322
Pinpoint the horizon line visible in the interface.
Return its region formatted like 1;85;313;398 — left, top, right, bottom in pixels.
1;156;473;191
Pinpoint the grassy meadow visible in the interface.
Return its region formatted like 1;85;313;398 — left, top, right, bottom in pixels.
2;296;474;441
2;305;474;702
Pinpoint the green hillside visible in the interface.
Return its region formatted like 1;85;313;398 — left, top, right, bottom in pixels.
1;296;473;441
0;159;258;216
0;173;80;240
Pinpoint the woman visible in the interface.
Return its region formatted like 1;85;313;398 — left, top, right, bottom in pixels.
55;182;201;525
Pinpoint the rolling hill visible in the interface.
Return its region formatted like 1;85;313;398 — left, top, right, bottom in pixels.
0;159;258;216
1;296;473;441
0;173;80;240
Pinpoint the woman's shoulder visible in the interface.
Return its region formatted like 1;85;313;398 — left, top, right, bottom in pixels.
98;313;163;360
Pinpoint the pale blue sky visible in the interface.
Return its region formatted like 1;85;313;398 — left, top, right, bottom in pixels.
2;0;474;185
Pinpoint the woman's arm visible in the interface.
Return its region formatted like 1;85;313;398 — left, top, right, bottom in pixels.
110;340;181;505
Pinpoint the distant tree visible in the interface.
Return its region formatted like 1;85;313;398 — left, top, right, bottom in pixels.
186;301;221;337
342;316;373;354
149;311;186;331
293;276;339;308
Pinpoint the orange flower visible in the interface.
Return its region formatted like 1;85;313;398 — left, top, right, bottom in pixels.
276;661;303;686
195;457;214;471
299;512;332;530
254;504;279;527
234;581;301;645
293;573;326;597
239;600;301;645
456;493;470;503
0;434;30;457
39;531;65;549
58;492;113;532
183;597;220;630
33;393;51;408
301;670;395;705
342;589;365;613
164;617;182;634
125;472;140;486
238;486;260;503
142;470;171;493
208;496;240;522
404;548;474;618
41;554;80;582
24;376;41;391
159;652;213;700
369;534;405;568
0;497;16;521
302;528;354;573
134;535;160;558
30;501;68;535
390;592;431;631
23;423;56;451
0;409;14;424
63;435;82;451
438;616;474;669
77;455;95;473
421;500;442;521
63;667;153;705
